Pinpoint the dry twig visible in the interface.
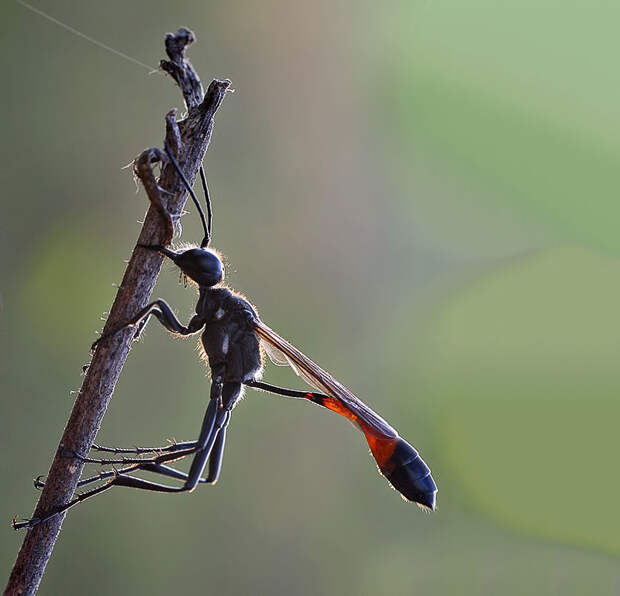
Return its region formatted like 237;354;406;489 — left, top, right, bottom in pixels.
4;27;230;595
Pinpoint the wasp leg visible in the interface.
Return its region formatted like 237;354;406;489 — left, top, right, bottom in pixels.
17;396;224;529
14;477;120;530
205;410;230;484
90;441;198;455
75;439;199;465
204;379;241;483
77;463;205;487
69;396;220;468
137;462;210;483
15;463;206;530
33;467;141;490
67;447;197;467
95;394;230;494
20;374;243;529
35;460;213;495
183;379;229;490
92;299;204;351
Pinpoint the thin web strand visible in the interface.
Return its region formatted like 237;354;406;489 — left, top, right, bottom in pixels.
15;0;157;73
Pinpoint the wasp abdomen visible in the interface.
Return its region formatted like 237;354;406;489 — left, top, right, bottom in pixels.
382;438;437;510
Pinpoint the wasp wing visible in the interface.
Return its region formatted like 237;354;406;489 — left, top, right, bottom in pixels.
261;338;325;393
256;320;397;437
254;320;437;509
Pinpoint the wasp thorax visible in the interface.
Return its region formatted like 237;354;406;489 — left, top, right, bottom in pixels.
169;247;224;287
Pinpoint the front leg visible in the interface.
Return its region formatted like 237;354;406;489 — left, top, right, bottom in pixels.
92;299;204;351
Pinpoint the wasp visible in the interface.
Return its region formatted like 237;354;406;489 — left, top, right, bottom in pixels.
14;142;436;529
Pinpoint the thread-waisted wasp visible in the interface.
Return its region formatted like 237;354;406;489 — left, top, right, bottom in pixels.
14;139;437;530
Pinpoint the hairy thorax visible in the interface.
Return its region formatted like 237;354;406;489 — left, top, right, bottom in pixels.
197;286;263;384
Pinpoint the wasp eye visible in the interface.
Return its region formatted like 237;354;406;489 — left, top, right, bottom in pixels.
171;248;223;287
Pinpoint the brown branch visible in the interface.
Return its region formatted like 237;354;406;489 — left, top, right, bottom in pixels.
5;28;231;596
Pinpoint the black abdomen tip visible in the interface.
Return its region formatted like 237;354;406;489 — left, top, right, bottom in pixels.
383;438;437;510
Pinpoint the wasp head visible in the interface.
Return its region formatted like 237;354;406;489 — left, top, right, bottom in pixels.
142;244;224;287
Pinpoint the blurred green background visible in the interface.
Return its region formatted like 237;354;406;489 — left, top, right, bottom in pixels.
2;1;620;594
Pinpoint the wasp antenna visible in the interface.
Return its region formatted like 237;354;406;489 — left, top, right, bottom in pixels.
163;142;211;247
199;165;213;244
